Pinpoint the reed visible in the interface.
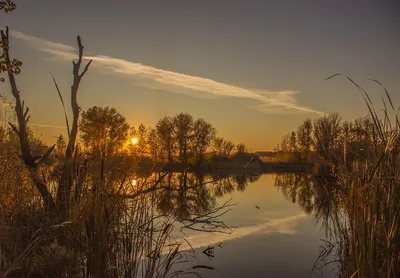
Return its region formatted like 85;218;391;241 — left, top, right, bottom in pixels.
325;75;400;277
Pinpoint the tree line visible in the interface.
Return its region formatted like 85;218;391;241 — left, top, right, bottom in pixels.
0;5;235;275
59;106;248;165
278;113;379;163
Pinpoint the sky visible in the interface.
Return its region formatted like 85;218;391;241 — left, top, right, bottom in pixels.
0;0;399;150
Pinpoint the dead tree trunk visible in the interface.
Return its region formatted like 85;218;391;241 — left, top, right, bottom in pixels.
56;36;92;216
1;26;91;215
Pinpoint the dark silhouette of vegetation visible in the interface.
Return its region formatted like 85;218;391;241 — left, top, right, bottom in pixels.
278;111;378;168
75;105;249;171
279;75;400;277
156;116;175;163
0;13;234;276
80;106;130;158
192;118;216;165
1;3;398;277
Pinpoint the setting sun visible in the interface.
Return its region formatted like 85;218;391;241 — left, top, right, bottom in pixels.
131;137;138;145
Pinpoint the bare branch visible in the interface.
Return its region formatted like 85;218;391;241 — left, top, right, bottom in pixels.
8;122;18;134
57;35;91;213
80;59;92;78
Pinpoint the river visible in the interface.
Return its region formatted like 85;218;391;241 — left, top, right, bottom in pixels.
150;172;340;277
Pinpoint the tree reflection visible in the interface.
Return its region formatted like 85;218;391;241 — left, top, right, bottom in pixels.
274;173;342;237
156;171;262;219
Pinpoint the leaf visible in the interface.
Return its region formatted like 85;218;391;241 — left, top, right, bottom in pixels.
51;73;71;138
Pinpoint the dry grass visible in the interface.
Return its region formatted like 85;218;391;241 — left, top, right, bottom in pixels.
324;75;400;277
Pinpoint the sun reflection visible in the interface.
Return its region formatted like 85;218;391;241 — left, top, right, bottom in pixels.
132;179;137;186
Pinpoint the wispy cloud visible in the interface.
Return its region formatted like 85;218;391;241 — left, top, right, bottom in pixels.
12;31;323;115
173;213;307;253
30;123;66;129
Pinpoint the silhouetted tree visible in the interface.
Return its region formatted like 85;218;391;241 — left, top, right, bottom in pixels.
280;133;290;152
213;137;224;156
223;140;235;156
213;137;235;157
297;119;313;152
236;143;247;154
192;118;215;164
80;106;130;157
313;113;342;161
290;131;297;152
173;113;194;163
156;116;175;163
1;22;92;211
147;128;160;162
130;123;148;158
56;134;66;154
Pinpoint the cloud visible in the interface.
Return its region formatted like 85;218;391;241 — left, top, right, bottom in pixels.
30;123;66;129
176;213;307;253
11;31;323;115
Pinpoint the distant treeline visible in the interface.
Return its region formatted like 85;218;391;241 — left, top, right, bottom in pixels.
55;106;249;165
277;113;380;164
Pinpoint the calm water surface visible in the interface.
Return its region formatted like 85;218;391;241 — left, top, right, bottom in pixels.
166;173;339;278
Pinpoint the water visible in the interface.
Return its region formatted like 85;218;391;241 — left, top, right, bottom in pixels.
158;172;339;277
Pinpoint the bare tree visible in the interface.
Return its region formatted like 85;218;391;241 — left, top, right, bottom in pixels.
1;27;55;209
297;119;313;153
313;113;342;161
56;37;92;215
1;26;92;213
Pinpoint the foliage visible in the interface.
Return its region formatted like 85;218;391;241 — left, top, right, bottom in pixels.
297;119;313;154
0;1;19;82
156;116;175;163
316;75;400;277
313;113;342;162
173;113;194;163
213;137;235;157
192;118;215;164
235;143;247;154
80;106;130;157
0;14;235;278
0;0;16;13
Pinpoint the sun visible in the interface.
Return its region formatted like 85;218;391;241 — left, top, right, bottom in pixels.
131;137;138;145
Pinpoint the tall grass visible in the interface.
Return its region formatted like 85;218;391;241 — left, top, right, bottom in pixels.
325;75;400;277
0;153;233;277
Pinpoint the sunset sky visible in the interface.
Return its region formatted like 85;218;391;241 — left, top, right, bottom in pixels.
0;0;399;150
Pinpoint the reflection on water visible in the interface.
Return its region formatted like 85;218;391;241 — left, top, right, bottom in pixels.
180;213;308;251
139;171;340;277
155;171;261;220
274;173;342;234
